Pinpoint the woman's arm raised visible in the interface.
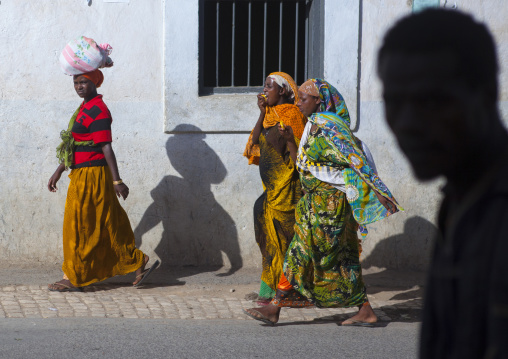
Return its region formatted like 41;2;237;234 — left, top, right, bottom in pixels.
251;94;267;145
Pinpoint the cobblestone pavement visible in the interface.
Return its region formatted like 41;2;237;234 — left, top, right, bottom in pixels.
0;284;422;323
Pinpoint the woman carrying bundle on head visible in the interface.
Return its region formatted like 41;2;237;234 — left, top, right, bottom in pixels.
244;79;402;326
47;36;159;292
243;72;307;303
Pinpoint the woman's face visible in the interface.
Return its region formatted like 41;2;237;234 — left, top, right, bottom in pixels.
73;75;96;99
297;90;321;117
263;77;284;106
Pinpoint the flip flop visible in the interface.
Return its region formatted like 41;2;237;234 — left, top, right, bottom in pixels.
48;280;84;292
341;319;375;327
242;309;276;326
134;259;160;287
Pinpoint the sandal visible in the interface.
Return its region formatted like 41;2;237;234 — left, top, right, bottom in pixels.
242;308;276;326
270;289;314;308
341;319;376;327
48;279;83;292
133;255;150;286
133;259;160;287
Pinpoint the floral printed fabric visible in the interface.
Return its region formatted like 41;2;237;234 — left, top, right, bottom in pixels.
310;111;403;236
312;78;352;126
283;129;367;308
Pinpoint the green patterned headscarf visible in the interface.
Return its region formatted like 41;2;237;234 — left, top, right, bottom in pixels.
297;79;403;236
300;78;351;126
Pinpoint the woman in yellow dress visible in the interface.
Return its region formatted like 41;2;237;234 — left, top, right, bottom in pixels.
244;72;306;302
244;79;401;325
47;38;159;291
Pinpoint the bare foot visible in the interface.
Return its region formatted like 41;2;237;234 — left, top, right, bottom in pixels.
342;303;378;325
243;303;281;324
133;255;149;286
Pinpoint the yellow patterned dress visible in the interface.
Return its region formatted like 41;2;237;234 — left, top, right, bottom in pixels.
253;104;305;299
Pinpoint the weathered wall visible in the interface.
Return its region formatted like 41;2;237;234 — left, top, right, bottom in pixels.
355;0;508;270
0;0;170;265
0;0;507;271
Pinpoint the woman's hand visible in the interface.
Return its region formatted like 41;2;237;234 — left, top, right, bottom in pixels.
375;191;397;214
115;183;129;200
278;123;295;144
257;93;267;114
278;124;298;163
48;172;62;192
48;164;65;192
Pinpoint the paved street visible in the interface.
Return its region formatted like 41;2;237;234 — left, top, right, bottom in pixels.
0;318;419;359
0;266;424;358
0;283;421;322
0;266;424;323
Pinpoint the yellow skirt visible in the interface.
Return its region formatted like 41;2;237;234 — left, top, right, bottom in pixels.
62;166;144;287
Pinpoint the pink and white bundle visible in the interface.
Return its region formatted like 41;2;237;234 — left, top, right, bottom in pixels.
59;36;113;75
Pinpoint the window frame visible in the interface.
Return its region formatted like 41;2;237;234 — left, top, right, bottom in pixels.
198;0;324;96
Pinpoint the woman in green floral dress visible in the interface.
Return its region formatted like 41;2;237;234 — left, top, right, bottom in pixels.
244;79;402;326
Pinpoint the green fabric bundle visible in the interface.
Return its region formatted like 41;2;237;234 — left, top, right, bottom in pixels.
56;105;94;169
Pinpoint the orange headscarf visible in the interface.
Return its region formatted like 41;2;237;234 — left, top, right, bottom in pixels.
243;72;307;165
81;69;104;88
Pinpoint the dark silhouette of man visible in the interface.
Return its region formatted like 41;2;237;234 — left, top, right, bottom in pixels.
378;9;508;359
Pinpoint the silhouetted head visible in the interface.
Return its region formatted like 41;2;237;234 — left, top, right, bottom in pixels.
166;124;226;184
378;9;501;181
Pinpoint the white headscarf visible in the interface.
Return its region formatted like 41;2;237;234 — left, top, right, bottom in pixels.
268;74;295;101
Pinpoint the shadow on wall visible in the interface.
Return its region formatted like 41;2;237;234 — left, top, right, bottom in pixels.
133;124;243;278
362;215;437;271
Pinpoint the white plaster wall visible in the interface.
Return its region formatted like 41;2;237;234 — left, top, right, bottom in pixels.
356;0;508;270
0;0;262;269
454;0;508;118
163;0;263;132
324;0;360;129
0;0;165;264
2;0;507;272
161;0;262;270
